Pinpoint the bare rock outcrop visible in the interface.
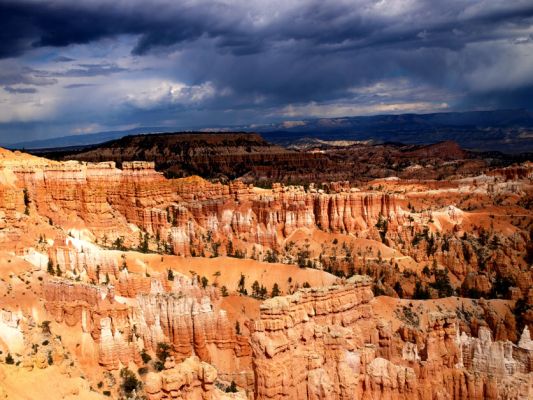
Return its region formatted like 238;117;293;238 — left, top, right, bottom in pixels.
144;355;246;400
250;281;533;400
42;278;245;374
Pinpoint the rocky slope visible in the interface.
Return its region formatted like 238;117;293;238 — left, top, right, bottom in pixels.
40;132;527;185
43;132;327;182
0;147;532;399
250;277;533;399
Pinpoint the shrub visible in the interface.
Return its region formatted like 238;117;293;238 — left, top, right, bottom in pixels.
375;215;388;244
413;281;430;299
156;343;171;362
271;283;280;298
201;276;208;288
401;306;420;326
138;232;150;253
140;349;151;364
491;275;515;299
167;269;174;281
237;274;246;294
23;188;30;214
225;381;238;393
430;269;454;298
220;286;229;297
5;353;14;364
120;367;141;395
47;260;55;275
138;367;148;375
41;321;51;335
264;249;279;263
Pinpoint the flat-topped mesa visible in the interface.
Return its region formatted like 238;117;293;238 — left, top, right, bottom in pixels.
11;161;120;184
122;160;156;170
173;176;230;201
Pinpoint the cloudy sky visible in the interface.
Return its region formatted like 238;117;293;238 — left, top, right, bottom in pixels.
1;0;533;143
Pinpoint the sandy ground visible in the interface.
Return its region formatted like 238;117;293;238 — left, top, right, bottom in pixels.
0;363;105;400
372;295;514;332
123;253;338;296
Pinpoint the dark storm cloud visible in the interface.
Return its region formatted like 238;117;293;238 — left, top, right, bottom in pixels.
1;0;531;58
1;0;533;141
57;63;128;77
0;0;212;58
0;66;57;86
63;83;96;89
0;1;130;58
1;0;531;105
53;56;76;63
3;86;37;94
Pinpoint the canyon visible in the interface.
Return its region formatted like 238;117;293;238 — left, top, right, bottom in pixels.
40;133;526;186
0;144;532;399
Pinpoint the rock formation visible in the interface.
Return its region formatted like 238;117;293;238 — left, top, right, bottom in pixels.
144;355;247;400
42;277;248;376
0;147;532;399
250;279;533;399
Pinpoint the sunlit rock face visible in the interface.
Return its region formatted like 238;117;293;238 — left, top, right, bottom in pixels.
42;277;245;372
0;150;402;254
0;147;532;400
250;279;533;400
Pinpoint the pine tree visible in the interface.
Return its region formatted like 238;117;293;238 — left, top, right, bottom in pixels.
226;240;234;256
5;353;14;364
47;259;55;275
167;269;174;281
238;274;246;294
271;283;280;297
252;280;260;298
226;381;238;393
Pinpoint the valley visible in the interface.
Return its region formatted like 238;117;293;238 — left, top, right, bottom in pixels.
0;141;531;399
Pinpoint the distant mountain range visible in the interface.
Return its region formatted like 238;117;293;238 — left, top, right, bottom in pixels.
5;127;171;150
5;109;533;153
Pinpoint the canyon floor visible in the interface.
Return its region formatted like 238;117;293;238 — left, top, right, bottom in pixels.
0;139;532;399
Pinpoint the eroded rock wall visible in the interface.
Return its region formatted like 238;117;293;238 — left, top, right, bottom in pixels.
250;279;533;400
